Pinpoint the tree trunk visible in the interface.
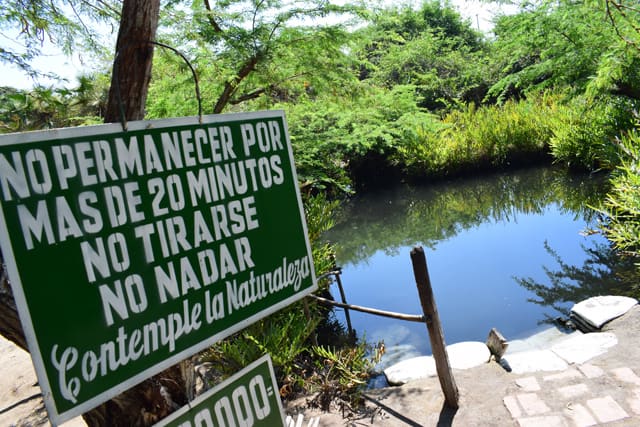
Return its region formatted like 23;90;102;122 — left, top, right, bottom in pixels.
0;249;28;351
83;1;194;426
104;0;160;123
0;1;191;426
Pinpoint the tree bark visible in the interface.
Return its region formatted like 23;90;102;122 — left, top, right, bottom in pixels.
0;249;27;351
104;0;160;123
213;54;261;113
0;2;194;425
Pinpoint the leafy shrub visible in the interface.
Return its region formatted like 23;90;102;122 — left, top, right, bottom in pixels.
396;94;558;177
200;194;377;405
600;129;640;273
548;96;639;170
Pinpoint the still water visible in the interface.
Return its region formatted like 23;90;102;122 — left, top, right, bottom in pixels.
323;166;613;359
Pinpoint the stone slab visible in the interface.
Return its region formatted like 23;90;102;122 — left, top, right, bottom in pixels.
571;295;637;329
500;350;568;374
543;368;583;382
586;395;629;423
611;367;640;386
558;383;589;398
517;415;567;427
515;377;540;392
551;332;617;365
564;403;597;427
577;364;605;379
517;393;550;415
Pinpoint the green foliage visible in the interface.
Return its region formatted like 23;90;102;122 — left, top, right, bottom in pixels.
600;129;640;270
0;0;116;81
150;0;360;114
548;95;639;170
283;84;432;192
0;77;107;132
355;1;487;111
206;307;320;385
588;45;640;101
397;95;556;177
201;193;375;403
488;0;616;102
306;342;377;411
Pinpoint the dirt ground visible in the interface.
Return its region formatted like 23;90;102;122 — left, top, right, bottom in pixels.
285;305;640;426
2;306;639;426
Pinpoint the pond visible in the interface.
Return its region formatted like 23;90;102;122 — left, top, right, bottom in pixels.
323;166;619;364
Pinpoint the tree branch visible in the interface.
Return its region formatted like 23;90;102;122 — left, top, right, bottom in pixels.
213;53;260;113
202;0;223;33
229;72;310;105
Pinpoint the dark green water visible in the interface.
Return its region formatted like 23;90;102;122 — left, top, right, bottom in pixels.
324;166;618;358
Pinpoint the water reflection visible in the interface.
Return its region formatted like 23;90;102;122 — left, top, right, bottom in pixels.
515;240;639;324
323;166;615;357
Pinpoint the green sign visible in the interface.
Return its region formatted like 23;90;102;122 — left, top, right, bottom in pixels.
0;111;316;425
154;355;285;427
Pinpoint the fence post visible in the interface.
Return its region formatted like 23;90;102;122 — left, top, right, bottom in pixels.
410;246;459;409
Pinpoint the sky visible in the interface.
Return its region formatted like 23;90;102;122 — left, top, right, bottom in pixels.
0;0;517;90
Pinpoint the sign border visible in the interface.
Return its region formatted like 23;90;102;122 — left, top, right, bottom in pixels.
0;110;316;425
153;354;286;427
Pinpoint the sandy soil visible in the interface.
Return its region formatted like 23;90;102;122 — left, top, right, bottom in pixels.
0;336;86;427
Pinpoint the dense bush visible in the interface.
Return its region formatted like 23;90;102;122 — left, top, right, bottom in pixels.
548;96;640;170
600;128;640;278
395;95;557;178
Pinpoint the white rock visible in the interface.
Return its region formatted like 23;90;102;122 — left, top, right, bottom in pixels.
571;296;637;329
383;356;437;386
383;341;490;385
447;341;491;370
551;332;618;365
507;327;582;353
500;350;568;374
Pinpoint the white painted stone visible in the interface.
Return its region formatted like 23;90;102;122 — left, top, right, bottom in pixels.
571;295;637;329
447;341;491;370
515;377;541;392
516;393;550;415
587;395;629;423
564;403;597;427
543;368;583;382
558;383;589;399
517;415;567;427
551;332;617;365
500;350;568;374
611;367;640;386
577;364;605;379
383;341;490;385
504;395;523;418
506;327;582;353
376;344;421;371
383;356;436;386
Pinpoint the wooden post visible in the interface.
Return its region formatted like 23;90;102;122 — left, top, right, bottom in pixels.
410;246;459;409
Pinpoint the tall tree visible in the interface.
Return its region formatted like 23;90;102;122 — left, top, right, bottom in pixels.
104;0;160;122
0;1;191;425
487;0;620;102
147;0;357;115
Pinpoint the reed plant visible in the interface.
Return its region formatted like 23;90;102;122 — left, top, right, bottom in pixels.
397;94;558;177
548;96;638;171
599;129;640;277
